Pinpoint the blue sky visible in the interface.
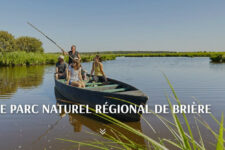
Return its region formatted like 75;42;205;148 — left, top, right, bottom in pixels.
1;0;225;52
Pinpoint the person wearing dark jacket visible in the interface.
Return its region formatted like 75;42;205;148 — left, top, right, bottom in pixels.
63;45;81;65
55;55;68;79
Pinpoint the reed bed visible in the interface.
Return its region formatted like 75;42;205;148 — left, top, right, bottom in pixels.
1;51;225;66
121;52;224;57
0;52;116;66
83;51;225;57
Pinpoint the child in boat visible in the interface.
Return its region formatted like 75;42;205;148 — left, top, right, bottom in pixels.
90;55;107;82
67;59;85;88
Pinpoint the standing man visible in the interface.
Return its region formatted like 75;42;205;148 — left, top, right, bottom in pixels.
63;45;87;80
63;45;81;65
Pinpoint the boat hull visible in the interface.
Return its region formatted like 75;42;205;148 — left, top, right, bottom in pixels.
54;78;148;121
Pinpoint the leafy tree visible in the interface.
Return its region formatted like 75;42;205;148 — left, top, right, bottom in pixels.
16;36;44;53
0;31;17;52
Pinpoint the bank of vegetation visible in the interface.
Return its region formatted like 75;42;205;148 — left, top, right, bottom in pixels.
2;51;225;66
0;51;116;66
210;54;225;63
91;51;225;58
1;30;225;66
0;31;116;66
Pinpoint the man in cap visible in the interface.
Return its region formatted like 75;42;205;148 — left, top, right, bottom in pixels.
55;55;68;79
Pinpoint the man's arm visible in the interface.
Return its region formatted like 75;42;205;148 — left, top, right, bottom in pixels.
55;67;58;73
63;51;68;55
65;64;68;80
67;70;70;85
55;67;59;79
78;53;81;61
79;70;83;81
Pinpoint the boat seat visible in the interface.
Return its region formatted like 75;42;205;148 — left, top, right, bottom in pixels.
58;79;101;85
103;88;127;93
85;84;119;91
58;79;67;83
86;84;119;88
85;82;102;86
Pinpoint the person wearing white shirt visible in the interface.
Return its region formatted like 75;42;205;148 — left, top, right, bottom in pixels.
67;60;85;88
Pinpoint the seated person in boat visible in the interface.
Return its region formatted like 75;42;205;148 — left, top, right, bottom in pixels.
55;55;68;79
90;55;108;82
67;59;85;88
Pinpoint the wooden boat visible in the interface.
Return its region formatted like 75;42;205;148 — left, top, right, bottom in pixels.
54;76;148;121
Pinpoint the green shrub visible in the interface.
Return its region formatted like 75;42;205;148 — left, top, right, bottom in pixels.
210;55;222;62
0;31;17;52
16;36;44;53
221;54;225;62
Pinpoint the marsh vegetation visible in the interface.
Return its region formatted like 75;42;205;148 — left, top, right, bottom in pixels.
1;51;225;66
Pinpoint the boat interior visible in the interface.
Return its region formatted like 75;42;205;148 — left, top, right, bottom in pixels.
57;79;133;93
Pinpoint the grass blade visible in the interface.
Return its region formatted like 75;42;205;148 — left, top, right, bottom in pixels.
216;113;224;150
163;73;197;149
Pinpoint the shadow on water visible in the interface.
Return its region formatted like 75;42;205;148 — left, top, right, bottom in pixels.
0;66;45;99
54;88;147;147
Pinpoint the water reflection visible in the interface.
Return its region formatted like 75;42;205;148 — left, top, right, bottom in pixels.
0;66;44;99
209;62;225;71
68;113;146;146
54;89;146;147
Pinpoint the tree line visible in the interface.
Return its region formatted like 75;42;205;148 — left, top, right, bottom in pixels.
0;31;43;53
